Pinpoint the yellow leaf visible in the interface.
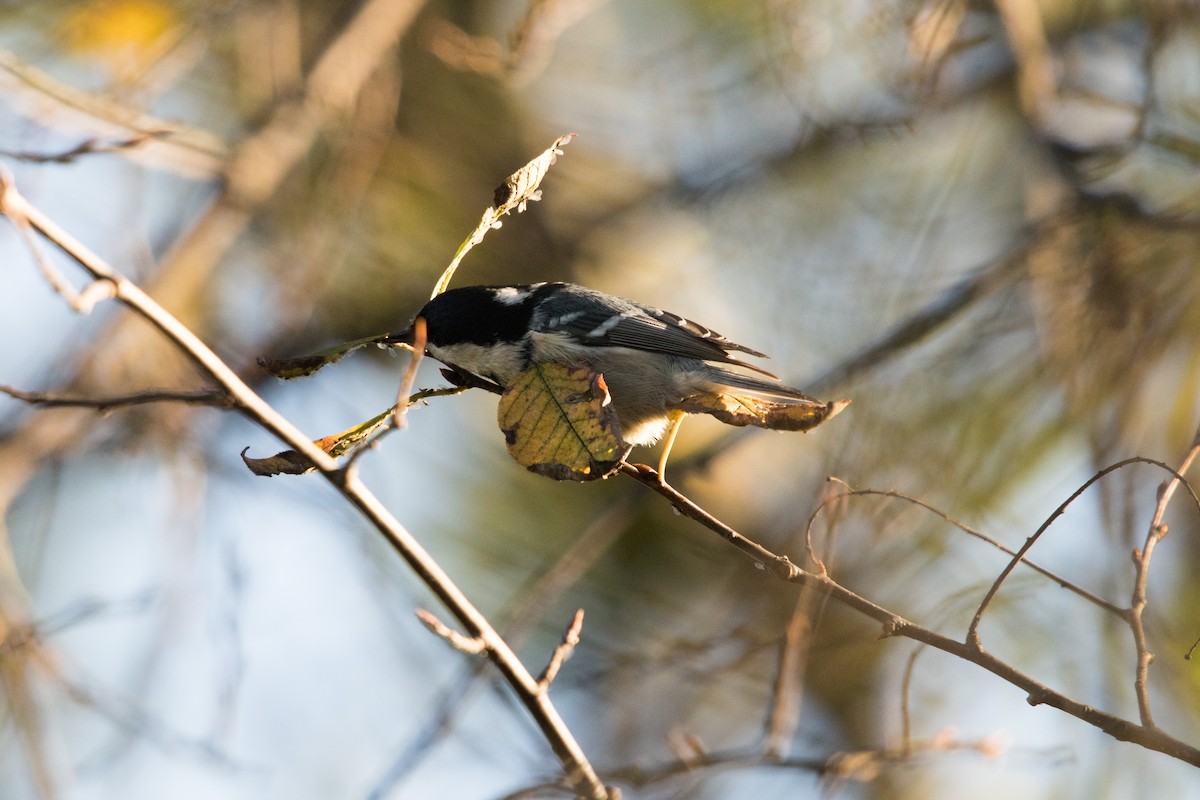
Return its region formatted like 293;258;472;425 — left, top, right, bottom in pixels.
59;0;179;79
498;362;630;481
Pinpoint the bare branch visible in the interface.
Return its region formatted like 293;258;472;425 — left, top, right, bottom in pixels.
1129;426;1200;727
0;179;612;800
394;317;426;429
0;49;226;178
0;175;116;314
368;496;637;800
538;609;584;689
430;133;576;298
416;609;486;655
1;385;233;412
618;460;1200;768
0;131;170;165
966;457;1199;649
804;484;1124;618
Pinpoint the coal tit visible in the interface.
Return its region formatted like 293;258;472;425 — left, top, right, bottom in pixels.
386;282;822;451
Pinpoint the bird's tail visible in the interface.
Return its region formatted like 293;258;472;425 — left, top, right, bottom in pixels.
704;367;820;403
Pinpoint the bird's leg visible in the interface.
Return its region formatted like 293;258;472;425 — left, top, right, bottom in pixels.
657;410;686;484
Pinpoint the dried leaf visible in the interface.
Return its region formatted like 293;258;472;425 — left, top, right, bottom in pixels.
240;446;313;476
431;133;575;298
498;362;630;481
493;133;575;214
241;406;393;476
672;394;850;432
258;334;396;379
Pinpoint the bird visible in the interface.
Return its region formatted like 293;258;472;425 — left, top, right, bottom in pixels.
385;282;839;480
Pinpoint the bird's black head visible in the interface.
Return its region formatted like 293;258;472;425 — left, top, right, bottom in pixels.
391;284;560;347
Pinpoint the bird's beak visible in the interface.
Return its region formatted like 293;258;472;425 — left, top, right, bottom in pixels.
378;317;422;352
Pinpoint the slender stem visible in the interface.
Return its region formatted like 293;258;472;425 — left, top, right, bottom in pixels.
1129;429;1200;728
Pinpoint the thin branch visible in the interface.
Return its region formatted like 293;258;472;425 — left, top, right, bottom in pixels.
1129;427;1200;728
618;461;1200;768
416;609;486;655
804;484;1124;618
0;179;612;800
0;132;170;165
368;496;636;800
0;49;226;178
765;481;844;759
1;385;233;412
538;609;584;688
430;133;575;298
394;317;426;429
619;462;789;570
1;180;115;314
966;457;1199;649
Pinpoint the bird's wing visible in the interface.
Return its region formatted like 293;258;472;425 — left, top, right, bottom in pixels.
533;287;778;378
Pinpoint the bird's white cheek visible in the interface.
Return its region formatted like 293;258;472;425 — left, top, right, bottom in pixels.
427;342;526;385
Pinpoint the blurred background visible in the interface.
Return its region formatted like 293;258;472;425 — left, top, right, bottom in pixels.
1;0;1200;798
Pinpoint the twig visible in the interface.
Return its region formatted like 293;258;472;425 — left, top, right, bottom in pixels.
341;385;472;473
619;462;793;574
0;173;115;314
0;132;168;165
368;496;636;800
0;179;611;800
764;595;817;760
394;316;426;429
765;481;843;759
966;457;1198;650
0;49;226;178
804;484;1124;618
1129;427;1200;728
899;646;922;755
429;133;575;298
618;460;1200;767
1;385;233;412
416;609;486;655
538;609;584;688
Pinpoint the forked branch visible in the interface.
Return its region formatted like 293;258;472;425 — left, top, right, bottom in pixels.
0;176;612;800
